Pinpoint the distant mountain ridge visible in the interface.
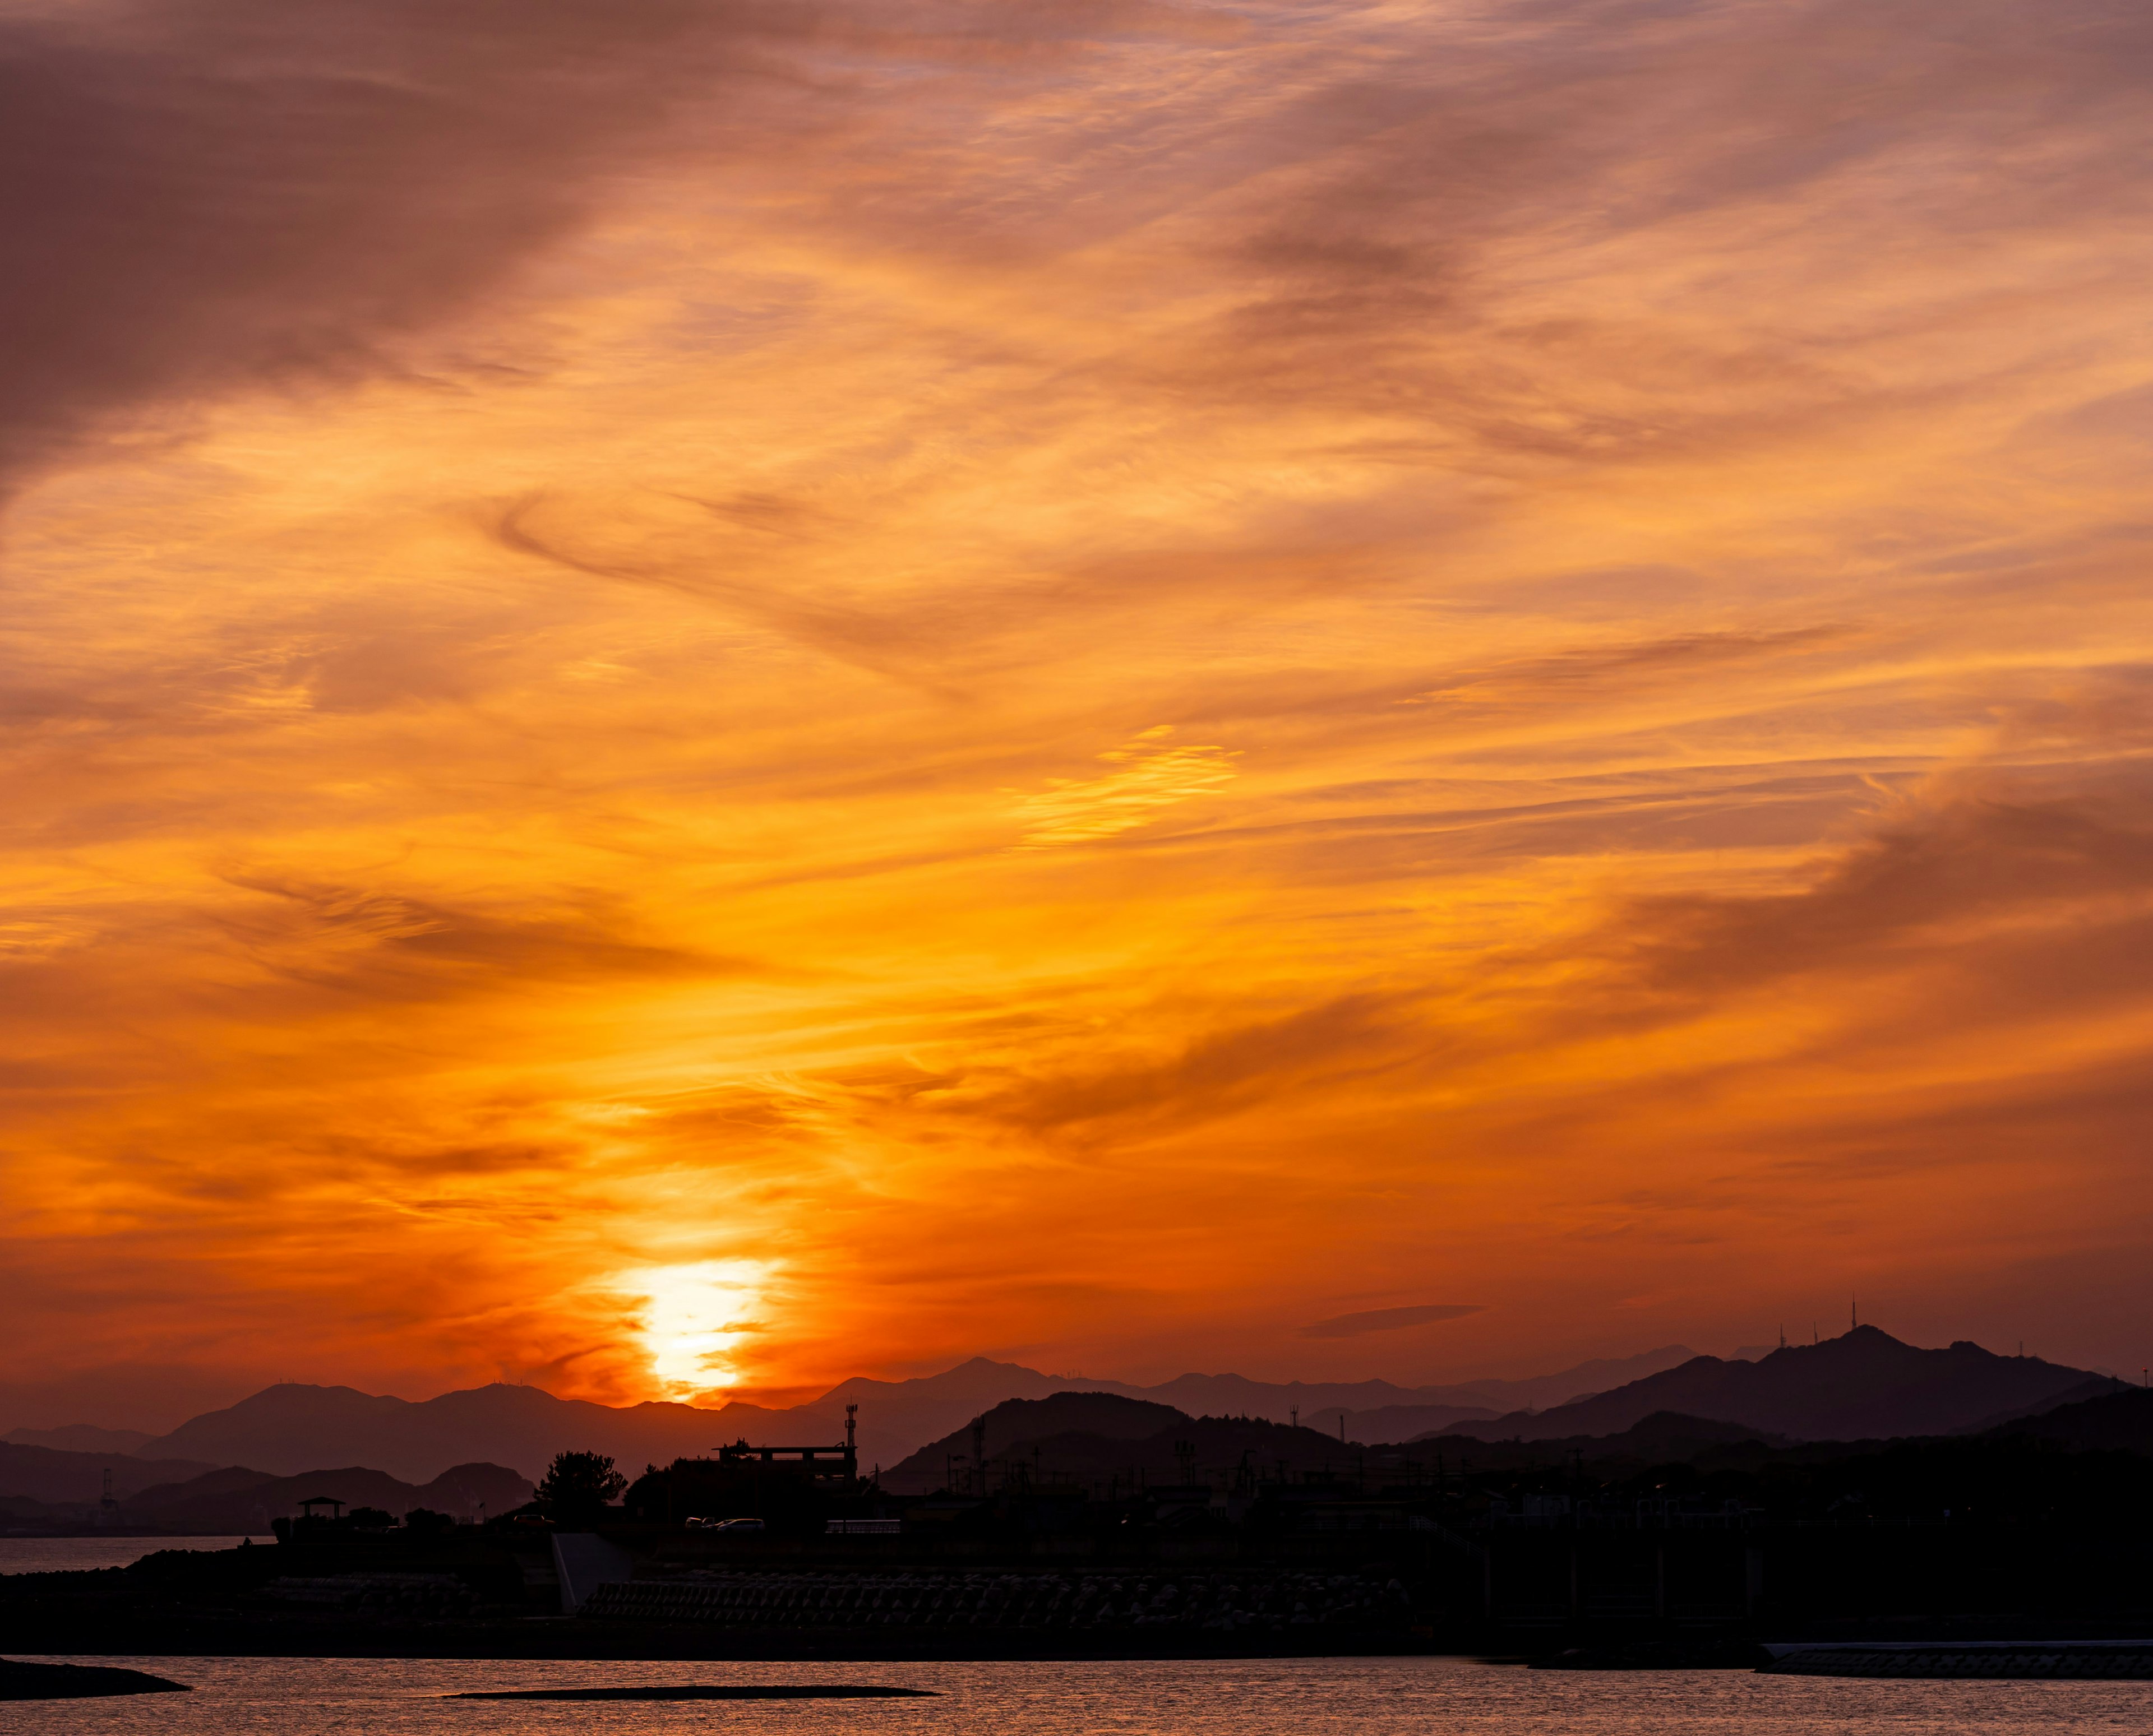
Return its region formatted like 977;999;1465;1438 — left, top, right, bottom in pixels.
0;1453;531;1533
1986;1383;2153;1455
117;1460;532;1533
15;1331;2083;1488
138;1381;764;1487
114;1346;1703;1483
0;1442;222;1506
877;1337;2095;1498
879;1396;1792;1496
1422;1328;2111;1443
3;1424;156;1455
883;1391;1191;1490
881;1397;1376;1494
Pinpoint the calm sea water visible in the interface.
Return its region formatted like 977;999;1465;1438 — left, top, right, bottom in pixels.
8;1656;2152;1735
0;1536;258;1575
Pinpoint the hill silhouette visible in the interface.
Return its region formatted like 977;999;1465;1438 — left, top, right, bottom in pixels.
1983;1383;2153;1455
117;1348;1700;1484
133;1361;1107;1482
880;1394;1407;1493
6;1334;2124;1515
40;1334;2075;1484
1114;1346;1697;1428
3;1425;156;1455
1319;1403;1498;1439
1409;1409;1790;1461
0;1442;221;1506
115;1460;530;1533
880;1391;1190;1490
1442;1328;2108;1443
1953;1374;2131;1434
140;1382;742;1485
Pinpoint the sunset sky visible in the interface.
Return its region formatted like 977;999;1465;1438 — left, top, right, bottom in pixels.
5;0;2152;1429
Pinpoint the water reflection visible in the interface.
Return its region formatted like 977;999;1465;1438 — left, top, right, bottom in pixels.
9;1655;2153;1735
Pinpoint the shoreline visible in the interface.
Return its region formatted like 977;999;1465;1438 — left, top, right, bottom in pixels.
0;1617;1440;1662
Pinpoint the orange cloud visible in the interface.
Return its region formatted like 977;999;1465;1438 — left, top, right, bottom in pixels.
3;0;2152;1428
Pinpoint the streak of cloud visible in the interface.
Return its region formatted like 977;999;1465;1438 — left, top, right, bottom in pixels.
3;0;2153;1424
1012;729;1238;846
1302;1304;1487;1340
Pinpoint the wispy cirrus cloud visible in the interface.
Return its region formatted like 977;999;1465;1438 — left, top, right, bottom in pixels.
1011;729;1238;847
1303;1304;1487;1340
6;0;2153;1425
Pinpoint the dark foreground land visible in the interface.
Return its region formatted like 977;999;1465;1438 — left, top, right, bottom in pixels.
6;1518;2153;1672
15;1372;2153;1671
1535;1638;2153;1678
1;1658;191;1699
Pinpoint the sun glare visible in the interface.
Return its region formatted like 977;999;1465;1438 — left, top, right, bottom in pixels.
623;1260;769;1399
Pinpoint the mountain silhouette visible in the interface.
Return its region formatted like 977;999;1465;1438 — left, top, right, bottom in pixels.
1953;1373;2130;1434
1435;1327;2106;1442
115;1460;530;1533
3;1424;156;1455
1981;1383;2153;1454
130;1360;1107;1482
1409;1409;1791;1461
0;1442;220;1506
880;1396;1378;1493
1308;1402;1499;1439
140;1381;760;1485
875;1393;1780;1496
880;1391;1190;1490
1095;1346;1699;1424
117;1348;1701;1483
62;1334;2060;1484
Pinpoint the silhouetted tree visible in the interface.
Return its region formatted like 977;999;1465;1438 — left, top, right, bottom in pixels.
537;1450;627;1525
403;1507;454;1534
